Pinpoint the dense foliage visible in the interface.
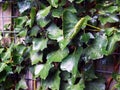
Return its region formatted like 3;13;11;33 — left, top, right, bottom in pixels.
0;0;120;89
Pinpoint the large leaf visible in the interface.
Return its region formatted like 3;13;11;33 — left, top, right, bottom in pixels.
47;23;63;40
34;63;52;79
47;0;58;8
15;78;28;90
47;48;69;63
30;51;43;65
60;47;83;84
82;34;108;62
32;38;48;51
36;6;51;27
41;70;60;90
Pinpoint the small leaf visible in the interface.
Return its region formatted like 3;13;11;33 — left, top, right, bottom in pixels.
0;63;7;73
30;51;43;65
75;0;84;3
47;23;63;40
15;44;26;55
68;0;74;3
34;63;52;79
17;29;27;37
32;38;48;51
30;7;36;27
52;7;63;18
47;0;58;8
47;48;69;63
30;25;40;37
36;6;51;27
16;78;28;90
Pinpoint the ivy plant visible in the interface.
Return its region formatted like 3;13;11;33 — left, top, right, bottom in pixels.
0;0;120;90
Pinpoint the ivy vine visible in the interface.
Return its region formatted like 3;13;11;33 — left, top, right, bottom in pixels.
0;0;120;90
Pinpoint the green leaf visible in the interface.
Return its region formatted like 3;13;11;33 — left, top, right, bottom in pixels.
30;7;36;27
107;32;120;55
67;79;85;90
14;16;28;28
0;63;7;73
47;23;63;40
34;63;52;79
60;47;83;84
17;0;31;13
32;38;48;51
47;48;69;63
2;1;9;11
83;34;108;62
36;6;51;27
63;11;78;39
99;15;119;25
30;25;40;37
15;78;28;90
75;0;84;3
17;29;27;37
65;5;77;13
0;48;4;54
30;51;43;65
15;44;26;55
52;7;63;18
47;0;58;8
85;79;105;90
68;0;74;3
59;37;70;50
41;70;60;90
2;48;11;61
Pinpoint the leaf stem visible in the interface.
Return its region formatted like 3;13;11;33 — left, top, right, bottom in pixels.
87;24;101;31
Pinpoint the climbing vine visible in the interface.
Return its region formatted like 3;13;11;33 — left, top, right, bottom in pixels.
0;0;120;90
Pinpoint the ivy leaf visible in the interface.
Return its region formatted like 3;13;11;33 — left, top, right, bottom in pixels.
0;63;7;73
85;79;105;90
63;11;78;39
34;63;52;79
2;48;11;61
32;38;48;51
15;44;26;55
36;6;51;27
15;78;28;90
83;34;108;62
47;23;63;40
68;0;74;3
67;79;85;90
17;0;31;13
75;0;84;3
60;47;83;84
17;29;27;37
107;32;120;55
47;48;69;63
30;7;36;27
30;25;40;37
47;0;58;8
14;16;28;28
30;51;43;65
0;48;4;54
52;7;63;18
99;15;119;25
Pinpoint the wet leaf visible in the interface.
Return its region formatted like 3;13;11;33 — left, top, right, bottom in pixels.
47;48;69;63
15;78;28;90
47;23;63;40
32;38;48;51
47;0;58;8
30;51;43;65
36;6;51;27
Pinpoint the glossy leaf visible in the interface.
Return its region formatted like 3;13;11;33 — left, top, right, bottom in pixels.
0;63;7;73
15;78;28;90
30;51;43;65
60;47;83;83
36;6;51;27
47;48;69;63
47;23;63;40
30;25;40;37
83;34;108;62
47;0;58;8
34;63;52;79
32;38;48;51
